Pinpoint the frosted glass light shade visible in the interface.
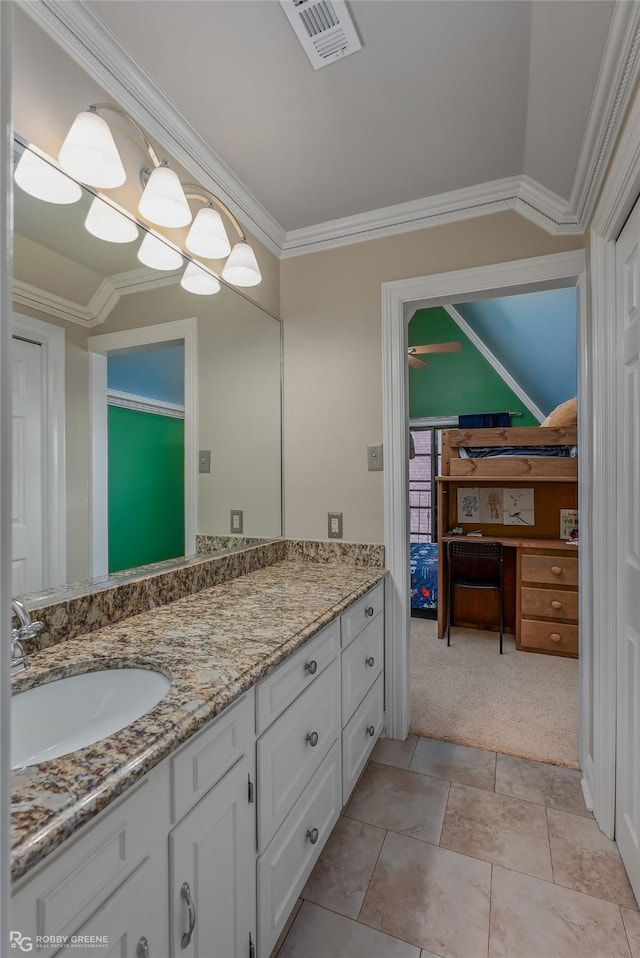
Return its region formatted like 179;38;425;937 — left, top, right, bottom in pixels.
85;196;139;244
138;165;192;228
58;110;126;188
185;206;231;259
14;150;82;204
137;232;183;271
221;241;262;287
180;261;221;296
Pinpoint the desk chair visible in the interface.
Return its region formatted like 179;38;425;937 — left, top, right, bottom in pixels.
446;540;504;653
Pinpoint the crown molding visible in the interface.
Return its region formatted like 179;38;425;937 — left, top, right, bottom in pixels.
107;389;185;420
19;0;286;257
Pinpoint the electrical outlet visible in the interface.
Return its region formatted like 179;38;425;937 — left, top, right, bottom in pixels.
231;509;243;534
328;512;343;539
367;443;383;471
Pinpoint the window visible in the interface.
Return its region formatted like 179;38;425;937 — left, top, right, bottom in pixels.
409;428;443;542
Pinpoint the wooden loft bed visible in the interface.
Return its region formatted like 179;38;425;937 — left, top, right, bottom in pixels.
437;425;579;658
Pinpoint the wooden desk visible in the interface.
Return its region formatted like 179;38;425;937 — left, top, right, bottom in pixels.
437;536;579;658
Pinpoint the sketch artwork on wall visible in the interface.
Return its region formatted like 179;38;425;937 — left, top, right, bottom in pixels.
503;488;535;525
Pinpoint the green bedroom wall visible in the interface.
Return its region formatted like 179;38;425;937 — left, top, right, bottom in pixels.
409;307;538;424
108;406;185;573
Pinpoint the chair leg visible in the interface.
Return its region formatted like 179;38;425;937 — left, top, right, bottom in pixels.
498;584;504;654
447;581;452;646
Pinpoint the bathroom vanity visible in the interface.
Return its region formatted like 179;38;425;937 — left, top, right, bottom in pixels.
10;557;385;958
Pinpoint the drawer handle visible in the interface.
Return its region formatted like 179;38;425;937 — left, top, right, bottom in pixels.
180;881;197;949
306;731;319;747
305;660;318;675
137;938;150;958
550;566;563;576
365;655;375;667
307;827;319;845
549;633;563;643
365;606;375;617
550;600;563;610
366;724;376;736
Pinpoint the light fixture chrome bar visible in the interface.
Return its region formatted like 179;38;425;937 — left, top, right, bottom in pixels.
90;103;162;168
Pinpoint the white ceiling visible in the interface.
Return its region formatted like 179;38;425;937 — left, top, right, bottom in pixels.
86;0;615;233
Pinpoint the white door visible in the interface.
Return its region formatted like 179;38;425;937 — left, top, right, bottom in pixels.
12;336;43;594
615;196;640;901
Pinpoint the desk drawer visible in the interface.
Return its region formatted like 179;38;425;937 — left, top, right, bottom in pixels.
341;614;383;724
521;587;579;621
520;619;578;655
341;582;384;648
521;554;578;586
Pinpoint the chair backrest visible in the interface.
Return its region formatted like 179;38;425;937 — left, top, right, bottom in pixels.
448;540;503;563
447;539;504;585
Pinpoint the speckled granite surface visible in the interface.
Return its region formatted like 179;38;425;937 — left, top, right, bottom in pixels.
11;559;386;883
196;534;268;553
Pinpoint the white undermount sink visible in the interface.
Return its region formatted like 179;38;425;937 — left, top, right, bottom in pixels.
11;668;171;769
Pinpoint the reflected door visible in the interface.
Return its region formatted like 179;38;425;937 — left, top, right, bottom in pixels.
12;336;43;593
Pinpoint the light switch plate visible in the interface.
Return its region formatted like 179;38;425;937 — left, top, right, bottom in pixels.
328;512;343;539
199;450;211;474
231;509;243;533
367;443;383;471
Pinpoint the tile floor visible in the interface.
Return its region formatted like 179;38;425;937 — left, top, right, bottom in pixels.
274;735;639;958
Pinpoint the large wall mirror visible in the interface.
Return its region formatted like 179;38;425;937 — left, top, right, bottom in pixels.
12;138;282;599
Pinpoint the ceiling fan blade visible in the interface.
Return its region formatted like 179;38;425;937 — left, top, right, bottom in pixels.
410;342;462;355
408;354;428;369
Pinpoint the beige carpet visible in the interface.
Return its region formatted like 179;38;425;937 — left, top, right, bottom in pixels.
410;617;579;768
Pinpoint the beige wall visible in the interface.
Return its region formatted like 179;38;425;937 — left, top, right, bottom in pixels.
280;210;586;543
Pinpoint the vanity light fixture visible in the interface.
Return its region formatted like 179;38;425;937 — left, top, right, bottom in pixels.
138;162;192;229
182;183;262;288
185;205;231;260
222;241;262;288
180;261;221;296
84;196;139;244
137;232;183;271
14;148;82;204
58;108;126;189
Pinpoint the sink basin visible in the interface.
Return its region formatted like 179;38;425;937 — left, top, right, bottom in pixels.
11;668;171;769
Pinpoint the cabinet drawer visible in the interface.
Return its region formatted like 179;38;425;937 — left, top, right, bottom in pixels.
521;587;579;621
257;741;341;958
342;674;384;804
258;660;340;851
256;619;339;735
12;763;170;957
171;690;254;822
341;614;383;724
521;554;578;586
520;619;579;655
341;582;384;649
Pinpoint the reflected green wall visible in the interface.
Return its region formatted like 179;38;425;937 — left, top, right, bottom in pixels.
108;407;184;573
409;307;538;424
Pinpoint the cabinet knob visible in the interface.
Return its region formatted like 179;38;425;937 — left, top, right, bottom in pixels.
366;724;376;736
137;937;150;958
550;566;563;576
306;731;319;747
305;660;318;675
365;606;375;617
549;633;563;643
550;600;563;609
306;827;319;845
365;655;375;667
180;881;197;949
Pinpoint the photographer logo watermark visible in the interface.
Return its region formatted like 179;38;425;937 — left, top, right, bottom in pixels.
10;931;110;951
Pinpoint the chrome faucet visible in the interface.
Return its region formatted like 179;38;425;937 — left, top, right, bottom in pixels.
11;599;43;674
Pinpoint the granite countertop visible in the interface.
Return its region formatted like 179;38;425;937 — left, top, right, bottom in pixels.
11;559;385;882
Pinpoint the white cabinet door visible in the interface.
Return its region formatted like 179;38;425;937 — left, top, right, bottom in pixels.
169;756;256;958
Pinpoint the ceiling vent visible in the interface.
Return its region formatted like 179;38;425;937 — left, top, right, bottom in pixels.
279;0;363;70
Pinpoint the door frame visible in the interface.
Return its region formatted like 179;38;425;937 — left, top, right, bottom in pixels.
381;250;592;788
88;318;198;577
12;313;66;590
590;86;640;839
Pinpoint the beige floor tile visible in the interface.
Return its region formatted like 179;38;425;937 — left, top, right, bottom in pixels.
622;906;640;957
346;761;449;845
371;734;418;769
495;753;592;816
270;899;303;958
359;831;491;958
302;816;385;919
276;901;420;958
440;783;552;880
490;865;632;957
548;807;638;908
409;736;496;790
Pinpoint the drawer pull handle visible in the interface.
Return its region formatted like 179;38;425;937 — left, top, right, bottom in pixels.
137;938;150;958
549;633;563;643
365;606;375;617
365;655;375;667
307;827;319;844
305;660;318;675
180;881;197;949
550;600;563;609
306;731;319;747
366;724;376;736
550;566;563;576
